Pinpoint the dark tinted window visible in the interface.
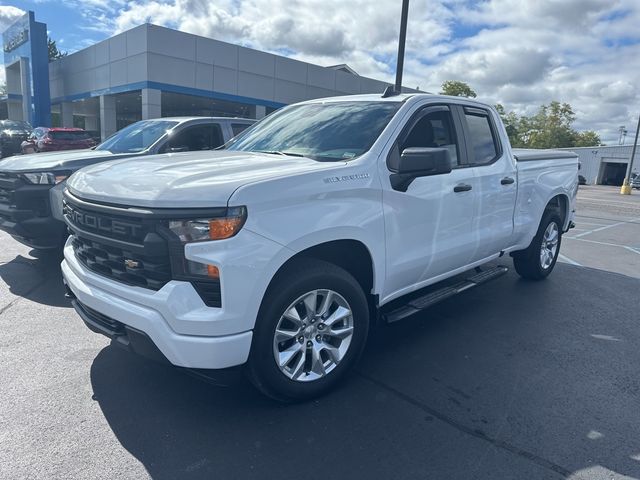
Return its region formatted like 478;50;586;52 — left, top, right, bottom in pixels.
167;124;224;151
401;108;459;165
464;110;498;165
226;101;401;161
49;131;92;141
231;123;251;136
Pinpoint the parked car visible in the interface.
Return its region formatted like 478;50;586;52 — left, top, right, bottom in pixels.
20;127;96;154
0;117;255;250
631;173;640;190
61;93;579;401
0;120;32;158
578;174;587;185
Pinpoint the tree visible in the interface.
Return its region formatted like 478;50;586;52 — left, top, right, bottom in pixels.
518;101;577;149
493;101;602;149
495;103;523;147
440;80;477;98
0;83;6;95
48;36;67;61
573;130;602;147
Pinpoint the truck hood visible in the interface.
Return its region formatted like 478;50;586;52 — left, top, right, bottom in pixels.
67;150;346;207
0;148;131;173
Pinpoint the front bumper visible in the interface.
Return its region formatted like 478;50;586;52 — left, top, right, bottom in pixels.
0;203;67;248
62;242;254;369
0;179;67;249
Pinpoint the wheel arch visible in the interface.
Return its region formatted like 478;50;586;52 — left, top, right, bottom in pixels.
544;193;570;230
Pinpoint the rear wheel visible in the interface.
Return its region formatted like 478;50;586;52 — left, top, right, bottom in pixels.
247;258;369;402
513;211;562;280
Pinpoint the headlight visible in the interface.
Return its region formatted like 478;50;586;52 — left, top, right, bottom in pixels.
168;206;247;243
21;172;69;185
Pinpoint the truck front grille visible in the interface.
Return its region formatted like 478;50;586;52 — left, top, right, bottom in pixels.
71;235;171;290
0;172;19;205
63;193;222;307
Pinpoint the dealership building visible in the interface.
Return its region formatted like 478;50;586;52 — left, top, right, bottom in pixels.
2;11;401;141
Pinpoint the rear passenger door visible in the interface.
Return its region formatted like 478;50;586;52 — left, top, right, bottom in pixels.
459;106;517;261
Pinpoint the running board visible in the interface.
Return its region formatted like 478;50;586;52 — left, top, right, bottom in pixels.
382;266;509;323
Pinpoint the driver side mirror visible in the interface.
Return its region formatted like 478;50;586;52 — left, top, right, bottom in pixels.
390;147;453;192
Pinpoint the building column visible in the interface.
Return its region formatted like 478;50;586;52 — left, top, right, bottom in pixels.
60;102;74;128
141;88;162;120
100;95;117;141
255;105;266;119
84;115;98;131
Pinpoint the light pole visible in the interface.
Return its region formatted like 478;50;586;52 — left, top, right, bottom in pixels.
384;0;410;97
621;115;639;195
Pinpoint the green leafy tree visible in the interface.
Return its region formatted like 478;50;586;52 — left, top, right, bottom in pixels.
440;80;477;98
495;103;524;147
573;130;602;147
518;102;577;149
48;36;67;61
0;83;6;95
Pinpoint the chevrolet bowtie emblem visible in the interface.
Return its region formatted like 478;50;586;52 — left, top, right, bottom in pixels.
124;259;140;269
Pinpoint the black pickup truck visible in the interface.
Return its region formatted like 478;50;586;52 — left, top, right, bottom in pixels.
0;116;254;249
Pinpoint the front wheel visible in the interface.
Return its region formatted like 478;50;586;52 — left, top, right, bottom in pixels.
512;211;562;280
247;258;369;402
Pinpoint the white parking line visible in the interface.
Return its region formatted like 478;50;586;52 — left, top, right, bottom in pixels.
558;254;582;266
573;221;627;238
563;236;640;256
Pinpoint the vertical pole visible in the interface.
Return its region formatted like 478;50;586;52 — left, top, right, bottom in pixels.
621;115;639;195
394;0;410;93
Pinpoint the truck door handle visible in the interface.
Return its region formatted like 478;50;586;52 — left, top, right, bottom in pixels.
454;183;472;192
501;177;515;185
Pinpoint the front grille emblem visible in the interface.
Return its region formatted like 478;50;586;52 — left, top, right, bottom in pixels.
124;259;140;269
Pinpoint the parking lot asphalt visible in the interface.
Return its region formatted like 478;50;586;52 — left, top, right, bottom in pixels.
2;189;640;480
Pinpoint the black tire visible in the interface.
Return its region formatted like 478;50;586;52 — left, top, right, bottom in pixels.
512;210;562;280
247;258;369;402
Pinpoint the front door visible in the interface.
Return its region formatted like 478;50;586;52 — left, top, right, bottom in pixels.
381;104;478;300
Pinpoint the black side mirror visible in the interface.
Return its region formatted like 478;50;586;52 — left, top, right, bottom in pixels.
390;147;453;192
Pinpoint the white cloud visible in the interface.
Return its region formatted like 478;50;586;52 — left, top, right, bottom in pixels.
0;5;25;34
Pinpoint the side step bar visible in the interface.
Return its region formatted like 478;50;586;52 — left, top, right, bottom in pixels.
382;265;509;323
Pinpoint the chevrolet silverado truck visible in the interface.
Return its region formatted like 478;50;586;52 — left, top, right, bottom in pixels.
61;94;578;401
0;116;254;250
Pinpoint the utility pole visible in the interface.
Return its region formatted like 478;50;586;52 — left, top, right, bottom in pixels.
621;115;639;195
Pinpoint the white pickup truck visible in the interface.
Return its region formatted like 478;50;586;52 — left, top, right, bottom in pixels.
61;93;578;401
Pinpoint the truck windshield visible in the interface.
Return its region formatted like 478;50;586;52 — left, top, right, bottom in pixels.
96;120;179;154
226;101;401;161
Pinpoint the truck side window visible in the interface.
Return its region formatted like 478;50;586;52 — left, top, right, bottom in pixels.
167;124;224;152
401;110;459;165
464;110;499;165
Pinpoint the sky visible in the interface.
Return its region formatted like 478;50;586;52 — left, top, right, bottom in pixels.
1;0;639;144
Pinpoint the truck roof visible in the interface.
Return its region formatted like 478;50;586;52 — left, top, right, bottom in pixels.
150;116;256;123
300;92;496;110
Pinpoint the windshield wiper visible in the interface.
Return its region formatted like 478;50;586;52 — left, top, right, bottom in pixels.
255;150;306;157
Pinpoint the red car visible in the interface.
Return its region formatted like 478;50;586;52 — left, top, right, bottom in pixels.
20;127;97;154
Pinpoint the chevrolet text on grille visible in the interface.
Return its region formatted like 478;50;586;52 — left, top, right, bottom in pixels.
64;203;142;237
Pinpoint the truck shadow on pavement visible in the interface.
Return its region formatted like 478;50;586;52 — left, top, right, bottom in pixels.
0;252;71;308
89;265;640;480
